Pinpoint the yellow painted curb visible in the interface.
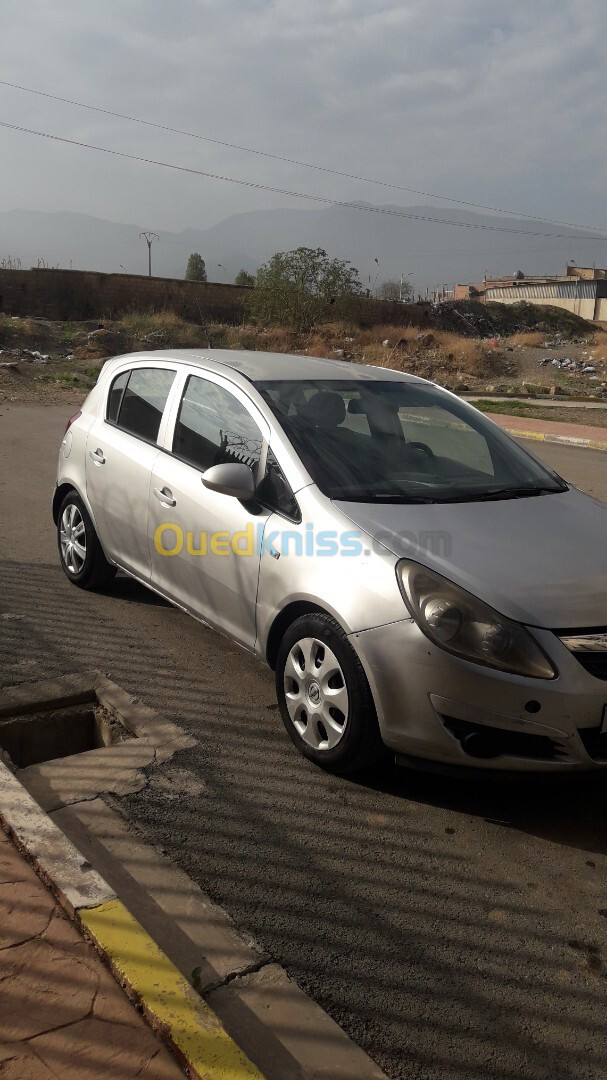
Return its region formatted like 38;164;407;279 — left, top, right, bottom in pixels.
80;898;264;1080
503;427;546;441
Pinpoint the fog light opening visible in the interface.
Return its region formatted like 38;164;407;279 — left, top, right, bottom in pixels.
460;730;503;760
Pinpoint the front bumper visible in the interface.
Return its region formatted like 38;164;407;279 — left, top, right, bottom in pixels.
349;619;607;773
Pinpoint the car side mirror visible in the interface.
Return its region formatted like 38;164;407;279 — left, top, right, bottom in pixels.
201;462;256;500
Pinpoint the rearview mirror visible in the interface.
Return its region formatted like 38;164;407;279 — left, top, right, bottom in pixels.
201;462;256;500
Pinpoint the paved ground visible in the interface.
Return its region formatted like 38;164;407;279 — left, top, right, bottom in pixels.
0;828;184;1079
2;404;607;1080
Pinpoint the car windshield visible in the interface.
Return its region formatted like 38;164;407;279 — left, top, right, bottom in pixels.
254;378;568;503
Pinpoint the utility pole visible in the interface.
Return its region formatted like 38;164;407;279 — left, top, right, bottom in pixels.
139;232;159;277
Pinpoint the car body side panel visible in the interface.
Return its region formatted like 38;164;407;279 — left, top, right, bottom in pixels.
255;486;403;657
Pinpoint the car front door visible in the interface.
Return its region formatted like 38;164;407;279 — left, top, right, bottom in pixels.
149;371;272;649
86;364;177;580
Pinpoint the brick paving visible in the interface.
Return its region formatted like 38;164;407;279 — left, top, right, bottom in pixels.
0;829;185;1080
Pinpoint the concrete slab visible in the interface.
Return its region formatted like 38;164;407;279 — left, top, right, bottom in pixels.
208;963;390;1080
52;799;268;988
0;761;115;914
18;742;157;811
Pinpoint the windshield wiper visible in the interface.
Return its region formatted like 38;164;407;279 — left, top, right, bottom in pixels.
440;485;566;503
350;493;439;503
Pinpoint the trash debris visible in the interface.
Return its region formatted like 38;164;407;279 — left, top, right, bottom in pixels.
538;357;601;377
22;349;50;363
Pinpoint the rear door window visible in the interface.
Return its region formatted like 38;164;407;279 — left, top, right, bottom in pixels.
108;368;176;443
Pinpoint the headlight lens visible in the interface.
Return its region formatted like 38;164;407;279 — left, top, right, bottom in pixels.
397;560;556;679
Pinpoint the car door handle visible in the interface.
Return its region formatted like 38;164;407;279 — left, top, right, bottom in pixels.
153;486;176;507
89;448;105;465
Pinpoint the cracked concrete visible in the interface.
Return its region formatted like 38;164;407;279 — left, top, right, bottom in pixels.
0;671;197;812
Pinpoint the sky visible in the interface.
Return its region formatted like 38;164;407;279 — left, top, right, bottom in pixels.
1;0;606;240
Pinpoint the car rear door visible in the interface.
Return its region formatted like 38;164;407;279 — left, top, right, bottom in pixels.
86;363;177;580
149;369;272;649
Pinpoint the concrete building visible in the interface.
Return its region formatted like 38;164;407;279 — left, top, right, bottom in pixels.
454;266;607;321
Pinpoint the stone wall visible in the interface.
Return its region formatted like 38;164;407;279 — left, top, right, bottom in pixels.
0;267;430;328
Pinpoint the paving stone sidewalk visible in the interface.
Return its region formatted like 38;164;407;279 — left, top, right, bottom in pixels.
0;828;185;1080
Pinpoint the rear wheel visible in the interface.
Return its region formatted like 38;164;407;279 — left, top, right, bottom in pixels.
275;612;386;773
57;492;116;591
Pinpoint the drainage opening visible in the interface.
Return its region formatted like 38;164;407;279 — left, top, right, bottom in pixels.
0;700;132;770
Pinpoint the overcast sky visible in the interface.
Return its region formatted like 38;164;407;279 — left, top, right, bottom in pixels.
1;0;606;237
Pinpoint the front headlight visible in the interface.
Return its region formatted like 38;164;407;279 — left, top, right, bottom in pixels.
397;560;557;680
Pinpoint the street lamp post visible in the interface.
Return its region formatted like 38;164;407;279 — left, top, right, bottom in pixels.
218;263;227;281
371;258;381;295
399;271;414;302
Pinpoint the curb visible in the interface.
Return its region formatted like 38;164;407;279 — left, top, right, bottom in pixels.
0;758;264;1080
498;425;607;452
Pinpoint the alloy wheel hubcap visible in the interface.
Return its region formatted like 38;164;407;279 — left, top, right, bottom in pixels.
59;504;87;574
283;637;349;751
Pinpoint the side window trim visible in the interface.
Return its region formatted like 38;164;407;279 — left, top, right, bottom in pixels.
256;444;301;523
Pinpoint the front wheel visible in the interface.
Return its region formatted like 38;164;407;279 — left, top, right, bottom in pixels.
275;613;386;773
57;491;116;591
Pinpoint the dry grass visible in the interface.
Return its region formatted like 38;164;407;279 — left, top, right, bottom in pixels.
369;331;494;377
588;331;607;365
117;311;208;350
504;331;546;348
0;314;51;347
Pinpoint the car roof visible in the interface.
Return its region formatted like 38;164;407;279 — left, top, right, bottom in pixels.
104;349;420;384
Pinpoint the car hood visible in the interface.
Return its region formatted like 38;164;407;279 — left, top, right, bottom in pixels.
336;487;607;629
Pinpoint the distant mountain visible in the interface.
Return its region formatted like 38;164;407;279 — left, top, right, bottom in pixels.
2;204;606;294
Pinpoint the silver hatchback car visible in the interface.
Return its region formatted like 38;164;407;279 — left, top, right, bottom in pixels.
54;350;607;774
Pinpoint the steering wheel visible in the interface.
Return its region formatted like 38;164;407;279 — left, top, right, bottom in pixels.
407;441;435;459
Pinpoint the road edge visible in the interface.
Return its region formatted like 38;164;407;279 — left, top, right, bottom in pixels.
489;417;607;452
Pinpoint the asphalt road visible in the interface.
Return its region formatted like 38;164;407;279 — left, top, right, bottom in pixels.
2;404;607;1080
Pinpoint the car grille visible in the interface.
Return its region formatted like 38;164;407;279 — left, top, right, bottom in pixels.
571;653;607;681
559;632;607;681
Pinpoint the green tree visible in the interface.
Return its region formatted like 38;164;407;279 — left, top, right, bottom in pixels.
234;269;256;287
247;247;362;331
377;279;413;302
185;253;207;282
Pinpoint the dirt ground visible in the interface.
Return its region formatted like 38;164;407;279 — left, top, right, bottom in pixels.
0;314;605;408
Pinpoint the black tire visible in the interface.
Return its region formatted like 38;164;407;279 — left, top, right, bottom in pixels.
57;491;116;591
275;612;387;773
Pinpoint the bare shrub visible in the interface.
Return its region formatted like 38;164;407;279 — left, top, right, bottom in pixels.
505;332;546;348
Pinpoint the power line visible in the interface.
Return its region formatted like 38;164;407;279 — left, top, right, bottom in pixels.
0;78;604;236
1;118;607;244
